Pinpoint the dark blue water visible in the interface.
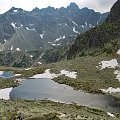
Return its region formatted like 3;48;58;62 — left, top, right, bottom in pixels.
0;71;15;78
10;78;120;112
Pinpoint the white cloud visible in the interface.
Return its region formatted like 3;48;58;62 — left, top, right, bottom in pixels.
0;0;117;14
77;0;117;13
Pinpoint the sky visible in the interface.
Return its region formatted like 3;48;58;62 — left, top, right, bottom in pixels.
0;0;117;14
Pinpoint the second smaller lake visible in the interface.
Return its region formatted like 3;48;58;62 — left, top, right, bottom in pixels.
0;71;15;78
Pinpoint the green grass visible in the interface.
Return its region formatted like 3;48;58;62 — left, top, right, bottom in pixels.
0;100;119;120
15;67;46;78
0;78;19;89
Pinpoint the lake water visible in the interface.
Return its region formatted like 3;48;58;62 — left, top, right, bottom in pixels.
0;71;15;78
10;78;120;112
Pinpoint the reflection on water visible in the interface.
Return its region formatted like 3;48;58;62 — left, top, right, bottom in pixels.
10;78;120;112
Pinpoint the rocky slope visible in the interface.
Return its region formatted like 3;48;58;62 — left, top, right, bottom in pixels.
67;0;120;59
0;45;69;67
0;3;108;51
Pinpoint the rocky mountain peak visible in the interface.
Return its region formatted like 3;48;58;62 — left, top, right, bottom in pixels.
32;7;40;13
67;2;79;11
8;7;23;13
45;6;56;12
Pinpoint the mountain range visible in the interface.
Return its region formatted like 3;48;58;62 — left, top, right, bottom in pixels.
0;3;108;51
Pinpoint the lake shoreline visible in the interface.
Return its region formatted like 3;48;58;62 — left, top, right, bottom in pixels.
0;69;120;119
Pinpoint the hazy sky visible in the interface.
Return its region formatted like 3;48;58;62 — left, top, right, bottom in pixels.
0;0;117;14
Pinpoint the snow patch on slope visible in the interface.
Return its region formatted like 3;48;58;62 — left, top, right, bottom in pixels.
20;24;23;27
38;62;42;65
0;87;13;100
73;27;79;34
26;27;36;31
64;23;68;26
52;43;61;46
101;87;120;93
13;10;18;12
39;53;44;59
0;71;4;75
107;112;115;117
16;48;20;51
54;35;65;42
11;23;24;29
4;39;6;43
81;25;85;28
114;70;120;82
30;55;33;58
89;24;94;28
99;59;118;70
40;31;45;39
10;45;13;50
60;70;77;79
11;23;17;29
97;16;102;25
24;68;32;70
116;49;120;55
31;69;57;79
31;69;77;79
72;21;78;26
15;74;21;77
85;22;88;26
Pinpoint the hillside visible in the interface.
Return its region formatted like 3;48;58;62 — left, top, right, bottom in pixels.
1;100;117;120
0;46;69;67
67;0;120;59
0;50;34;67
